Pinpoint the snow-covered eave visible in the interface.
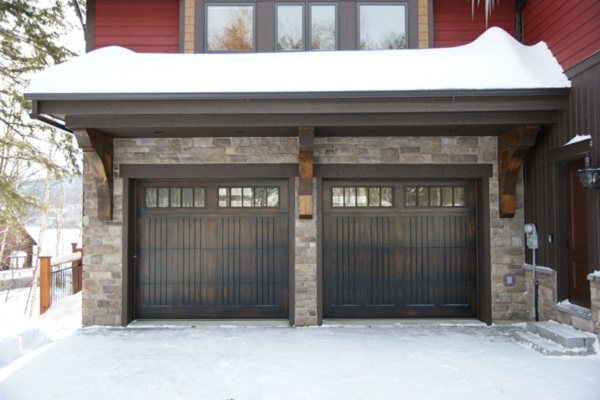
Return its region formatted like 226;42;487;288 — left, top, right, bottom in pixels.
26;27;570;99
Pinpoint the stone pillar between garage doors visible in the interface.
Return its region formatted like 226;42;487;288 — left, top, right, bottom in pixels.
293;178;318;326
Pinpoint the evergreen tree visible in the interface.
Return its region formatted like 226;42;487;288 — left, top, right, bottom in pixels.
0;1;82;230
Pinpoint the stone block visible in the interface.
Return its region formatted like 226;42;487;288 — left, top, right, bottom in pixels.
400;153;430;163
570;316;593;332
399;146;420;154
457;137;479;146
93;315;120;326
102;285;121;295
83;279;101;295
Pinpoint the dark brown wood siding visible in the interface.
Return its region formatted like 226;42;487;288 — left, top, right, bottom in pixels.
522;0;600;70
523;55;600;293
433;0;515;48
93;0;180;53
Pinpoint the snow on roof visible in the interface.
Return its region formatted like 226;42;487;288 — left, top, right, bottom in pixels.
564;134;592;146
26;27;570;96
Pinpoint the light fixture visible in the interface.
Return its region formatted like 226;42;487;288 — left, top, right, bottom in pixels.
577;153;600;190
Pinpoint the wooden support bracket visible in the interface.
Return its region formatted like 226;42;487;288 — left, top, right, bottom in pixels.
298;127;314;219
73;129;114;222
498;125;539;218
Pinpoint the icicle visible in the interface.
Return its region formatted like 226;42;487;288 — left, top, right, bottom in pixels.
470;0;497;28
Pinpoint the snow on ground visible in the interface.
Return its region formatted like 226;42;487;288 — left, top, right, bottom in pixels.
0;288;81;370
0;308;599;400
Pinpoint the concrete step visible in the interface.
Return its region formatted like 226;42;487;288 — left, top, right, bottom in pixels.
526;321;597;351
512;331;594;356
512;321;597;356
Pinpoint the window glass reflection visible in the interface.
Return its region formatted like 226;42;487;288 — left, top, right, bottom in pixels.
359;4;406;50
277;5;304;51
207;5;255;51
311;4;336;50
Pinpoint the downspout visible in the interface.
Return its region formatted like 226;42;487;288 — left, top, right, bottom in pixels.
515;0;528;42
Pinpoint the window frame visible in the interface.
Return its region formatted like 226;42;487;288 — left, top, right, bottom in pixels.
308;2;338;51
204;2;257;53
194;0;417;52
275;2;338;52
357;2;409;50
276;2;306;51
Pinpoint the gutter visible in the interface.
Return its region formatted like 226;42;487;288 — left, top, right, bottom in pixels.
24;88;570;102
30;100;72;133
515;0;528;42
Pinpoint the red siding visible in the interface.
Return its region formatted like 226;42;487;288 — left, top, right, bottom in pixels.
434;0;515;48
94;0;180;53
523;0;600;71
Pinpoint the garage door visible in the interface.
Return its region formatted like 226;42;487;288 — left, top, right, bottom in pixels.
323;180;478;318
135;180;289;319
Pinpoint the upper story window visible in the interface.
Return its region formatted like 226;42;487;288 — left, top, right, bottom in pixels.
197;0;417;52
206;4;255;51
358;3;406;50
276;3;337;51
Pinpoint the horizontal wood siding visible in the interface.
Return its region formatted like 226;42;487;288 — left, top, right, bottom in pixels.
522;0;600;70
524;58;600;277
94;0;180;53
433;0;515;48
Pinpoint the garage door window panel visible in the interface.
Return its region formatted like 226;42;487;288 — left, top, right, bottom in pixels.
145;187;206;208
332;186;393;207
218;186;279;208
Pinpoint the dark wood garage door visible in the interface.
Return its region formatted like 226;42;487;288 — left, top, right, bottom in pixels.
323;180;478;319
135;180;289;319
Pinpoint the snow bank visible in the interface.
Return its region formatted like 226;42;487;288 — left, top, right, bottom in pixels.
0;290;81;369
26;27;570;96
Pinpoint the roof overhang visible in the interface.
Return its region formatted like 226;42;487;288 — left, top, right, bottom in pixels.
28;88;568;138
25;27;571;138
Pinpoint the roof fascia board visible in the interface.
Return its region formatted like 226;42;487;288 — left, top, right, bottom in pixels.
64;110;561;130
25;88;569;102
36;92;568;120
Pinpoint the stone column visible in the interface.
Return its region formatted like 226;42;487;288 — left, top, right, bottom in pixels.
588;273;600;339
523;264;556;321
294;178;318;326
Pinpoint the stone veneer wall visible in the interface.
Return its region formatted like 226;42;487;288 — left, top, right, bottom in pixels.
524;267;600;337
523;265;557;322
82;136;527;326
590;274;600;337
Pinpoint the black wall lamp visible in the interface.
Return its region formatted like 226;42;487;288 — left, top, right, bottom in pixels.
578;153;600;190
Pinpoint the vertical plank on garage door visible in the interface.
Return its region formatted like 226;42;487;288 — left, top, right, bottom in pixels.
136;180;289;319
323;181;478;319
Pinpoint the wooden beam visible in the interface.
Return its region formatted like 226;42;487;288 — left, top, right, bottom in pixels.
73;129;114;221
498;125;539;218
298;127;314;219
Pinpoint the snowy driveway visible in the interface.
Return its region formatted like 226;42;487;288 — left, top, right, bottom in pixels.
1;324;599;400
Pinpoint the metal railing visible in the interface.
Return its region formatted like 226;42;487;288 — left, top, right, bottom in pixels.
40;250;83;315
